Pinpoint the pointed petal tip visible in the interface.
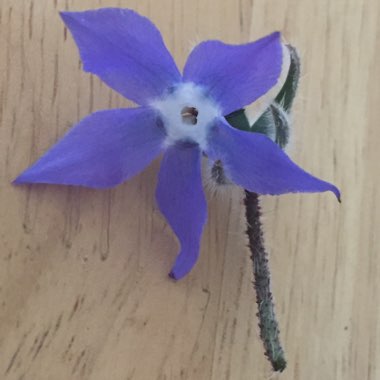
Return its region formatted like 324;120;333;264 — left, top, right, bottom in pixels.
306;182;341;202
12;173;28;185
168;271;179;281
270;31;281;40
168;267;188;281
12;171;46;186
59;11;82;30
59;10;74;22
168;253;199;280
322;179;340;202
331;185;341;203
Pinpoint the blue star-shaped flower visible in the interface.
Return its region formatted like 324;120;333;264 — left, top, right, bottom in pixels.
14;8;340;280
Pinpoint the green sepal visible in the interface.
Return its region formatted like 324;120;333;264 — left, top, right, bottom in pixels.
224;108;251;131
274;44;300;112
271;104;290;149
225;104;290;149
250;104;290;149
225;45;299;143
250;108;275;135
249;44;300;148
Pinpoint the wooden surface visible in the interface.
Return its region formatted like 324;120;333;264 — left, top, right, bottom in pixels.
1;1;379;379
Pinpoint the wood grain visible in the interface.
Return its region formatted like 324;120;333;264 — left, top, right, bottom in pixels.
0;0;379;379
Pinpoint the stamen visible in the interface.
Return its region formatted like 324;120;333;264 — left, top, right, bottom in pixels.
181;106;198;125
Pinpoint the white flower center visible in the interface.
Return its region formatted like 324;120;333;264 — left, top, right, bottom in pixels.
151;82;221;150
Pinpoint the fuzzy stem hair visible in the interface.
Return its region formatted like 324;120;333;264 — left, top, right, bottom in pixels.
244;190;286;372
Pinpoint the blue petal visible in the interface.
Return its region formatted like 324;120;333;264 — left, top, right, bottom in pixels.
156;143;207;280
61;8;181;105
183;32;283;115
14;107;165;188
206;119;340;199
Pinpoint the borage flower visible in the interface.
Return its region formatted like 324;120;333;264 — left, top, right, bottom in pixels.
14;8;340;280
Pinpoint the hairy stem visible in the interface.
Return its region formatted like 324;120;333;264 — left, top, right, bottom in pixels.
244;190;286;372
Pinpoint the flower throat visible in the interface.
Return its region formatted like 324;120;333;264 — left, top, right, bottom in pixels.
181;106;198;125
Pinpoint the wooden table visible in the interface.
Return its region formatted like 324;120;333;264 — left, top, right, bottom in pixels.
1;1;379;379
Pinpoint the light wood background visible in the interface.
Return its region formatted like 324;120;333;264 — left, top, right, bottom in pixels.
0;1;379;379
